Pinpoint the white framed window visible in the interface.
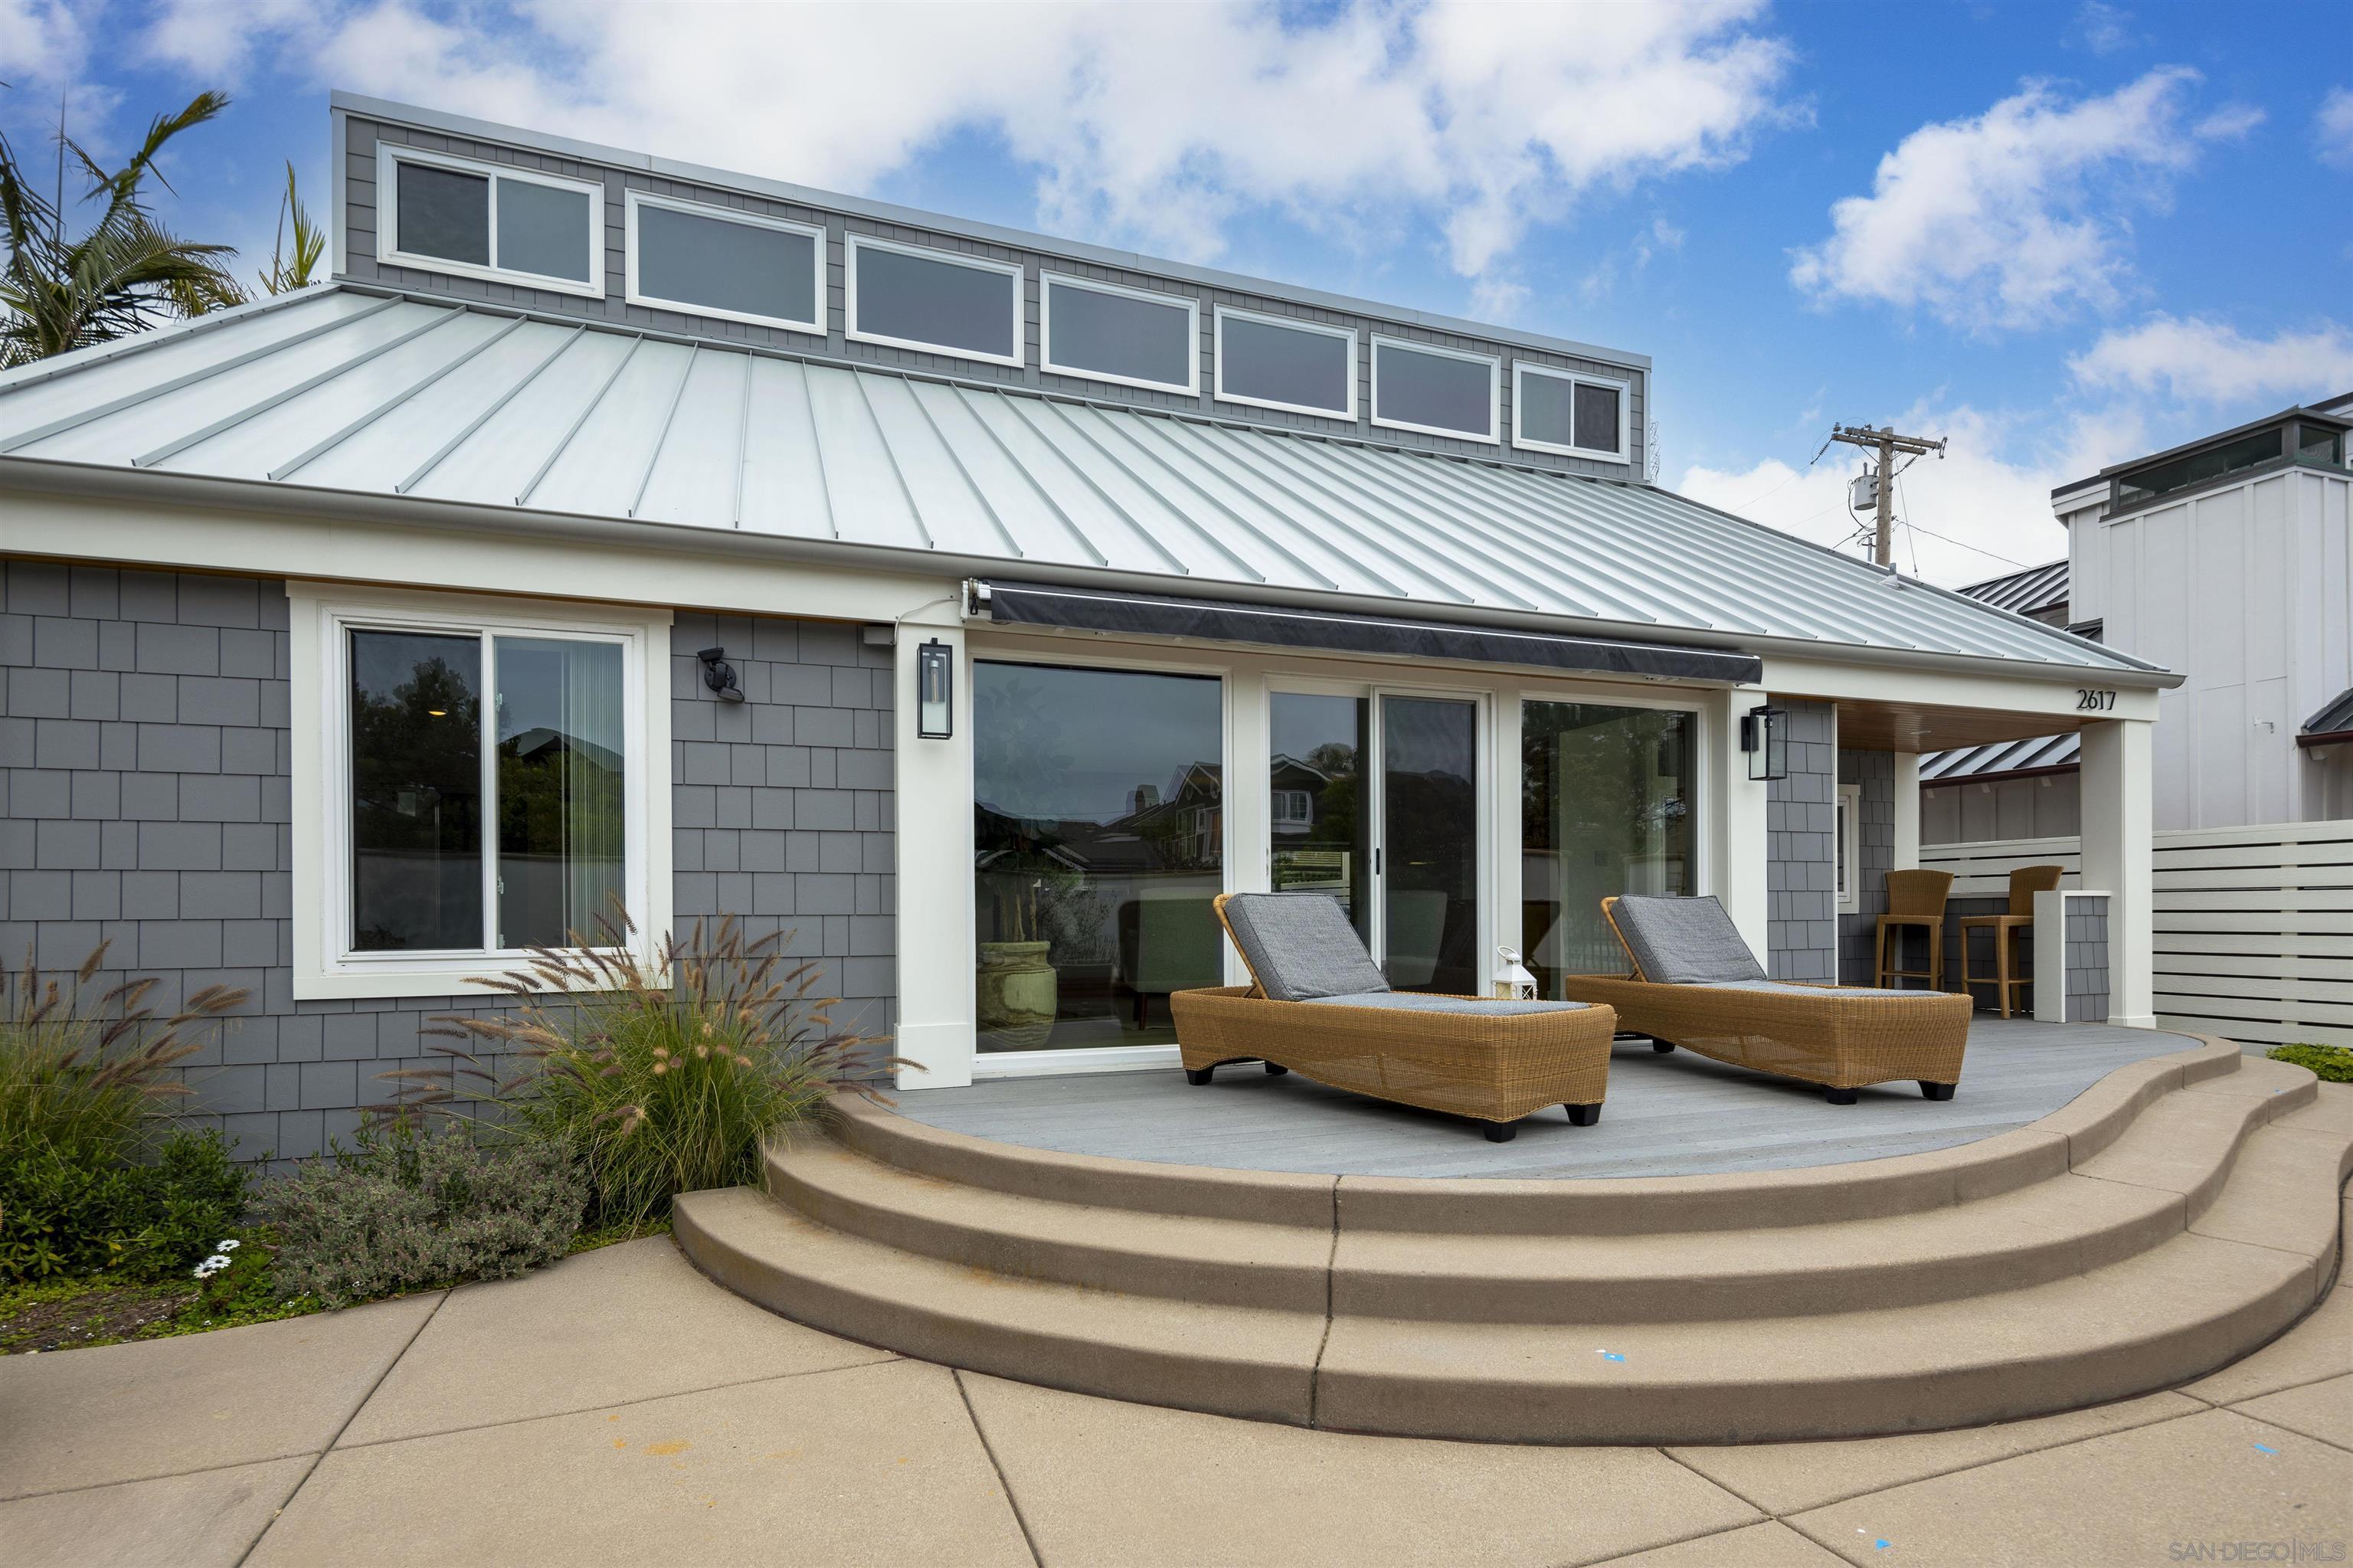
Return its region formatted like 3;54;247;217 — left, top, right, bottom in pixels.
624;190;825;335
289;584;671;1000
1271;788;1314;827
1213;306;1357;421
375;145;605;298
1370;336;1500;444
1512;363;1630;460
1837;781;1862;914
845;234;1025;367
1040;273;1199;395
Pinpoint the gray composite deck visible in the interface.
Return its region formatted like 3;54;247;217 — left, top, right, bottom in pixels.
892;1020;2211;1180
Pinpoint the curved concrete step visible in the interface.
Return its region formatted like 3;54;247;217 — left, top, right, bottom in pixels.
672;1044;2351;1443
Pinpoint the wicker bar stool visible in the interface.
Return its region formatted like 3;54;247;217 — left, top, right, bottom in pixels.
1959;865;2065;1017
1874;869;1954;991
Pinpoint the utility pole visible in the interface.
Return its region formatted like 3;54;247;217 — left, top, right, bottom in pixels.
1829;424;1946;566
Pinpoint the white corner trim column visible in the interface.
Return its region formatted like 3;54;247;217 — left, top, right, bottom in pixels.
892;623;975;1089
2078;718;2154;1029
1223;671;1271;987
1893;752;1921;872
1709;685;1770;961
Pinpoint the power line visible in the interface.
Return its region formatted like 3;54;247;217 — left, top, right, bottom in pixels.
1827;423;1946;565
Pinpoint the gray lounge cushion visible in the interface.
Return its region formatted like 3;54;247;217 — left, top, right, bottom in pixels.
1607;895;1767;984
1690;980;1913;999
1302;991;1592;1016
1220;892;1390;1001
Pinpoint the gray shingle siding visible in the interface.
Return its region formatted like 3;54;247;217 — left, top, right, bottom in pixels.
343;112;1644;481
1837;748;1895;984
2;560;895;1160
1765;699;1838;982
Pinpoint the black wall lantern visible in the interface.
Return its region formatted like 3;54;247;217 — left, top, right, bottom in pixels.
916;639;954;739
1742;704;1788;781
696;647;745;704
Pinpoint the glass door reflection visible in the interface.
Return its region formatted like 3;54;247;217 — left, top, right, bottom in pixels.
1267;692;1370;945
1378;694;1478;994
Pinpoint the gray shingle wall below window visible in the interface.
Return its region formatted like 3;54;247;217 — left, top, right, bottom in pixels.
2066;896;2109;1023
1765;700;1838;982
2;559;896;1160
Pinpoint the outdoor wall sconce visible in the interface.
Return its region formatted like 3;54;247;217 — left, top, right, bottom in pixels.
917;639;954;739
1742;704;1788;782
696;647;745;704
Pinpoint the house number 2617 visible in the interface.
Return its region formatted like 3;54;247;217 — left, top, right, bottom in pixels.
2075;689;2117;712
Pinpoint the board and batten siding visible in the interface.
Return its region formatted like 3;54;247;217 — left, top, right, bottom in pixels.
2067;463;2351;831
0;559;895;1160
1922;822;2353;1049
339;110;1644;480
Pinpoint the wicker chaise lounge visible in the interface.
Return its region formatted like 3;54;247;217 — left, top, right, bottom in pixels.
1168;892;1616;1141
1559;894;1972;1105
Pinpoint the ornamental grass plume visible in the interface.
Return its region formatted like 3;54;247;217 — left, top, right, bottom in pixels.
386;908;906;1229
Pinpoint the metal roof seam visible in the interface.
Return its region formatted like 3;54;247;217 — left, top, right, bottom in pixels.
941;384;1125;568
1271;434;1613;622
131;305;462;471
846;368;936;550
903;383;1035;561
729;352;752;529
627;345;699;519
1356;444;1716;630
270;311;528;483
1116;414;1412;600
396;322;584;495
0;282;339;396
1193;422;1524;611
518;334;644;508
0;293;399;457
1078;407;1347;592
784;360;842;541
1023;398;1266;584
979;392;1193;575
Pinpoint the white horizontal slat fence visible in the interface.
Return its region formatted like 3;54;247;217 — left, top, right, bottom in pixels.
1923;820;2353;1048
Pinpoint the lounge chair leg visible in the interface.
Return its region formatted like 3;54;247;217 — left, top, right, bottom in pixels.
1483;1121;1518;1143
1262;1061;1288;1076
1919;1080;1957;1102
1650;1039;1676;1054
1565;1102;1602;1127
1825;1086;1859;1105
1185;1066;1214;1086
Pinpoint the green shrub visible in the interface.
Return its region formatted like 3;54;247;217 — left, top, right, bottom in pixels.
2269;1043;2353;1084
1;944;250;1284
268;1120;586;1308
397;915;900;1229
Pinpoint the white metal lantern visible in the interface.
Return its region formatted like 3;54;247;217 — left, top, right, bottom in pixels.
1494;945;1538;1001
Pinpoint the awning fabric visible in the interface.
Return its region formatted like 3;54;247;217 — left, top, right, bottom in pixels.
972;579;1762;684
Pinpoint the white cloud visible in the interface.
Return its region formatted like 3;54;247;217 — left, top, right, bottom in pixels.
2070;2;2138;56
2070;316;2353;404
0;0;122;145
1789;68;2257;332
2318;87;2353;170
136;0;1794;291
1675;402;2151;587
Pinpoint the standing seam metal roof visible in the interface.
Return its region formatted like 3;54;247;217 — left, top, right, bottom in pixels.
1952;558;2068;619
0;285;2163;679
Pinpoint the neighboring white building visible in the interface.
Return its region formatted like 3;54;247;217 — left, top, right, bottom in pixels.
1925;394;2353;843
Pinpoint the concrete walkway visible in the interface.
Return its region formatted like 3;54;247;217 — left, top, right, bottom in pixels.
2;1223;2347;1568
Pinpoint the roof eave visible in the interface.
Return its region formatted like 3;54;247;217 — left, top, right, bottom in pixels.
0;454;2183;692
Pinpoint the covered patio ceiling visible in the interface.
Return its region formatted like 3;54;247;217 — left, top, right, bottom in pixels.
1819;696;2098;754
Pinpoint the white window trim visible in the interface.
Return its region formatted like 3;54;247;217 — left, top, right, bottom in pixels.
1370;335;1500;445
1212;305;1358;421
623;190;826;336
375;144;605;299
844;233;1026;368
289;583;672;1000
1039;272;1199;395
1511;362;1631;462
1837;781;1863;914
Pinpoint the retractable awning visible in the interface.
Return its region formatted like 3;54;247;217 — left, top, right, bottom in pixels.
970;579;1763;684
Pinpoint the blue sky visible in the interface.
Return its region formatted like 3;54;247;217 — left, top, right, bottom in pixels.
6;0;2348;584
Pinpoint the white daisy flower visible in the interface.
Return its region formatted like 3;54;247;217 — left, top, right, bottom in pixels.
217;1239;241;1251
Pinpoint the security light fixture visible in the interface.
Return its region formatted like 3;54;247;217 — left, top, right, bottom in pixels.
1742;705;1788;782
917;640;954;739
696;647;745;704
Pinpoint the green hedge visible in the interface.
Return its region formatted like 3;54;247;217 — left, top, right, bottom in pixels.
2267;1043;2353;1084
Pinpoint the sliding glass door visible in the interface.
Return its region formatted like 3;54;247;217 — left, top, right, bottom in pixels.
1268;688;1481;996
1520;699;1695;999
972;661;1225;1052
